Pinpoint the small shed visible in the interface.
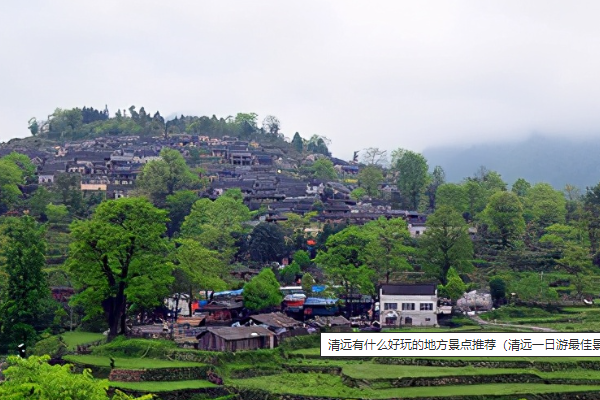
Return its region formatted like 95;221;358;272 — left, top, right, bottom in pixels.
197;326;274;352
247;312;308;344
249;312;302;330
307;315;352;332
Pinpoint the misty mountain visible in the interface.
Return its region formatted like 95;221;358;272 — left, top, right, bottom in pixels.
423;135;600;190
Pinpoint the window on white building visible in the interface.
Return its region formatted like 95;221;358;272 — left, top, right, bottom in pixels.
402;303;415;311
420;303;434;311
384;303;398;310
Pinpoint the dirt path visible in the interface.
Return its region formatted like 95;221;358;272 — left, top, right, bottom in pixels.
469;314;558;332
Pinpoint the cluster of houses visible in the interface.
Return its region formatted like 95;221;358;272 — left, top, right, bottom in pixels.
3;133;430;233
159;282;454;352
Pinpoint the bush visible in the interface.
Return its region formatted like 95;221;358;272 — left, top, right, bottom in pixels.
279;334;321;352
32;335;68;359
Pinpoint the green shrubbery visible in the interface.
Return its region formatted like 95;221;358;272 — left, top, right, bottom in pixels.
279;334;321;352
31;334;69;359
92;337;178;358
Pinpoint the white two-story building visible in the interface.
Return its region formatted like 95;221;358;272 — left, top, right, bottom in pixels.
379;284;438;327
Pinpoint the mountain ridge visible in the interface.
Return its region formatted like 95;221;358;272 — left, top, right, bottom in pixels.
423;134;600;190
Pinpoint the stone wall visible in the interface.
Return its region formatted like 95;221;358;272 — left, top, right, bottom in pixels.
108;366;209;382
109;387;230;400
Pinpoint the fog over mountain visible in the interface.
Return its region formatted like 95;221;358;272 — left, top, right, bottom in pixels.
423;134;600;191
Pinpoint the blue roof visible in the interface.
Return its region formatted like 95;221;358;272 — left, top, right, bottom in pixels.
305;297;337;306
312;285;327;293
213;289;243;297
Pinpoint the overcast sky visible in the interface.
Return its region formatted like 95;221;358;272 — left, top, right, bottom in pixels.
2;1;600;160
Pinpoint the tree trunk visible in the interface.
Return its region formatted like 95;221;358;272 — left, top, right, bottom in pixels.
188;286;194;317
106;297;120;340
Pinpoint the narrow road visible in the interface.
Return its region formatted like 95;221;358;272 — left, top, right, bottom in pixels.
468;314;558;332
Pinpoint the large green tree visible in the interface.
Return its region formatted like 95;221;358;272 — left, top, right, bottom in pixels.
362;217;414;284
421;206;473;284
315;226;375;315
247;223;288;263
242;268;283;312
482;191;526;248
425;165;446;211
310;158;337;180
0;216;50;348
357;165;384;197
393;149;429;210
173;240;229;316
511;178;531;197
165;190;198;238
180;190;251;261
67;198;173;338
136;148;200;207
523;183;566;229
435;183;468;215
0;152;38;213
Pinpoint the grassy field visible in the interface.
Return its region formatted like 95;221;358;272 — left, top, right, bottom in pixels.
342;362;600;380
63;355;204;369
229;373;600;399
110;380;216;392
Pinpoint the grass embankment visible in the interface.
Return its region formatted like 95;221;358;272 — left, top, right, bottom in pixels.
63;354;204;369
61;332;106;350
229;373;600;399
110;380;216;392
289;347;600;363
342;362;600;380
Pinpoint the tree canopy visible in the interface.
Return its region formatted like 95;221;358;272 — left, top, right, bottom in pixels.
393;149;429;210
242;268;283;312
67;197;173;338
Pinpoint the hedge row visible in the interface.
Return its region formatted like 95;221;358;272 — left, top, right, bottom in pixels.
108;366;210;382
374;357;600;371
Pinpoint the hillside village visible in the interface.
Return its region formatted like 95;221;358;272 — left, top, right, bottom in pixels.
0;127;441;342
2;130;428;232
3;108;600;400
